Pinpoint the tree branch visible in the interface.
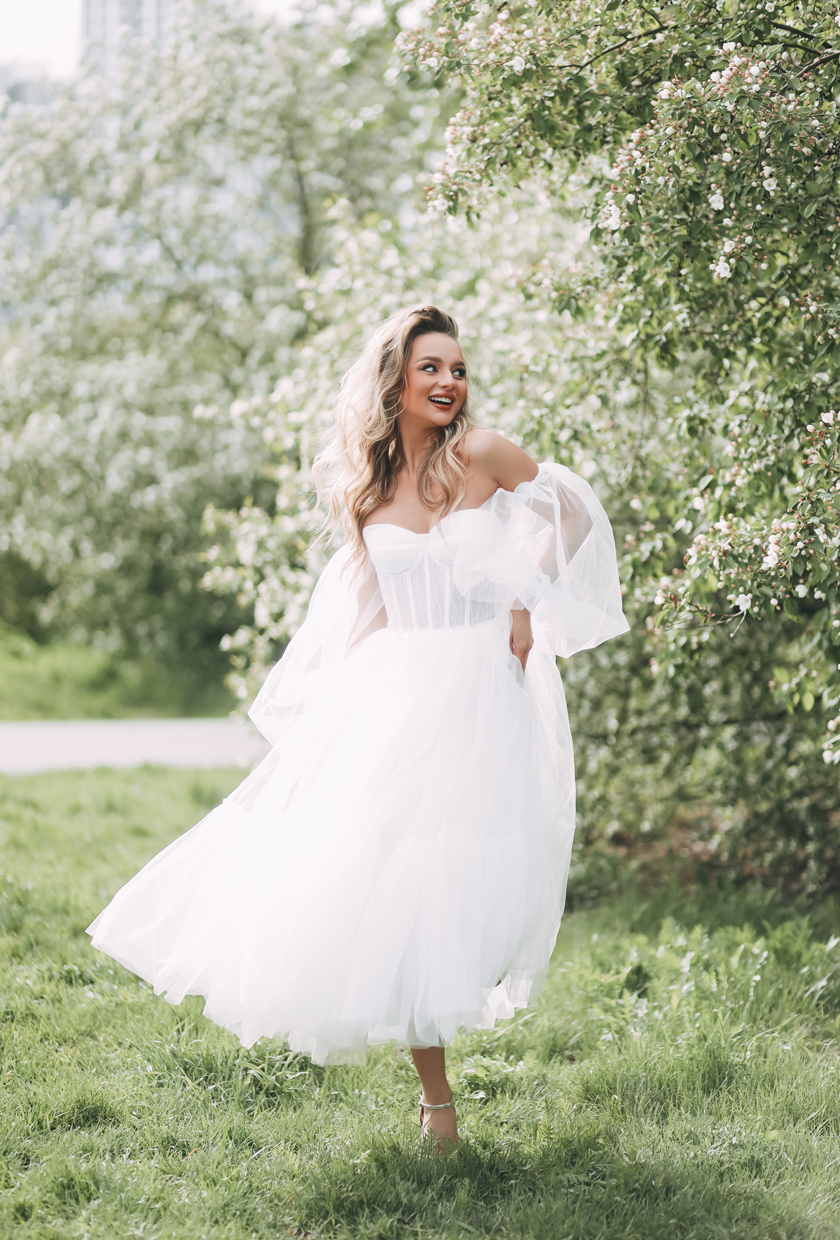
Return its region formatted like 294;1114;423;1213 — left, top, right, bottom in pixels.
770;20;821;44
554;26;669;73
797;50;840;77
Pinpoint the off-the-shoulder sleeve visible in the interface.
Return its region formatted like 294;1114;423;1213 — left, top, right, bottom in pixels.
450;462;629;659
248;547;385;747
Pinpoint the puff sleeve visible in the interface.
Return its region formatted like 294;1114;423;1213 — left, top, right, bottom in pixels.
450;463;629;658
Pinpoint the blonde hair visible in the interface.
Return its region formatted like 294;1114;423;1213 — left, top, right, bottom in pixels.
314;305;474;563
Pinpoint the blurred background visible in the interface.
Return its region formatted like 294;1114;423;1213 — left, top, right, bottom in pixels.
1;0;837;903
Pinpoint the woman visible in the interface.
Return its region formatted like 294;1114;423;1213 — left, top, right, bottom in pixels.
88;305;629;1148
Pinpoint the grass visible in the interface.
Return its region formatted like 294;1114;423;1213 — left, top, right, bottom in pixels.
0;632;235;719
2;767;840;1239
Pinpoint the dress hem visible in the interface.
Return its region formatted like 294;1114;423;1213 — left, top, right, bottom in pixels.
87;924;549;1067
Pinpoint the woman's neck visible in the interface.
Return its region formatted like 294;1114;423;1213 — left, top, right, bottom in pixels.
397;416;438;477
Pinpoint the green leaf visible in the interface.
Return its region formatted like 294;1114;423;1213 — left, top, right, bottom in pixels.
783;598;799;617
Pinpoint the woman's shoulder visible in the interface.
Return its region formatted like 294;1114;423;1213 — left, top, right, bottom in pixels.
462;427;539;489
461;426;503;459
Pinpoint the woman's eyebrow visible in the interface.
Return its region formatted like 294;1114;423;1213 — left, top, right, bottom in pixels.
416;355;466;365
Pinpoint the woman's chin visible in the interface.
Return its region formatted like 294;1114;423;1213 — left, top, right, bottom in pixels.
403;409;458;432
427;402;460;426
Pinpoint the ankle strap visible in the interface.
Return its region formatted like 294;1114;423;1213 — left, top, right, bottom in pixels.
420;1096;455;1110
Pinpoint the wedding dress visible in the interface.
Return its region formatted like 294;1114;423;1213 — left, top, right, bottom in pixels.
88;463;629;1064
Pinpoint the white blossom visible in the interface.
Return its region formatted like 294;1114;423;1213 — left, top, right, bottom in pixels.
600;196;622;231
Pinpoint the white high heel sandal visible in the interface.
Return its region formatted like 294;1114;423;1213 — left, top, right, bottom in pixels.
419;1095;457;1144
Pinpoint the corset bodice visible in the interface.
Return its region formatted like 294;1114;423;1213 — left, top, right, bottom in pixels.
363;516;498;631
250;463;628;751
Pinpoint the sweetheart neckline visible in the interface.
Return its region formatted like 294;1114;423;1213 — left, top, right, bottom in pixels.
363;508;482;539
361;466;547;539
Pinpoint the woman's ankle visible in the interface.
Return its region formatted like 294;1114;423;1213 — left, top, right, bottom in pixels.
420;1086;453;1106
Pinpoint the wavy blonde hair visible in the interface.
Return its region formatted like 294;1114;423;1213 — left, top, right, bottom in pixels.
314;305;474;563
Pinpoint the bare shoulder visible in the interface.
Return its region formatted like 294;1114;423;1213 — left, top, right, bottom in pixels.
462;427;539;490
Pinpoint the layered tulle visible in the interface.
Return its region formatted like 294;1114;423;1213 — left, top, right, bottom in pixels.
88;462;628;1064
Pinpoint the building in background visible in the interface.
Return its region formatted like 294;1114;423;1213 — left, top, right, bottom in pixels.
1;2;180;105
83;0;174;47
83;0;179;75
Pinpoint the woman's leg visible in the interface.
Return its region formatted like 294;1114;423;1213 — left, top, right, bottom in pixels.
411;1046;459;1144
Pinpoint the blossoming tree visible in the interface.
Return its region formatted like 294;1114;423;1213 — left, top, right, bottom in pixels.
397;1;840;770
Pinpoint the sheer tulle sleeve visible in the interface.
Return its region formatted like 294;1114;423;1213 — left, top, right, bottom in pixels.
248;548;386;748
450;462;629;658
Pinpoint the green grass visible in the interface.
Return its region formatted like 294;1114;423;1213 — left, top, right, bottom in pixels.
2;768;840;1239
0;632;235;719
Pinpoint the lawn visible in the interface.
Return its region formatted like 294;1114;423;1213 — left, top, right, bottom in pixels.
1;767;840;1239
0;634;235;720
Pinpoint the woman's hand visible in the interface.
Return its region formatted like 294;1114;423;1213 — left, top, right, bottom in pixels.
510;608;533;672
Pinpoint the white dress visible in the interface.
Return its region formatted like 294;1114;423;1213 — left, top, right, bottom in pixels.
88;463;628;1064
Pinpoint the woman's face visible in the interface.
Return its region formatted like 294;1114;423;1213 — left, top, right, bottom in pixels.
400;332;467;429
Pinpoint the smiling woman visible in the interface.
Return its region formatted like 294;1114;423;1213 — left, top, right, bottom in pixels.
318;307;480;554
87;303;629;1152
406;338;468;417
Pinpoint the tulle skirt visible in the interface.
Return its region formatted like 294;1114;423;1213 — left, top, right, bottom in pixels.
88;612;576;1064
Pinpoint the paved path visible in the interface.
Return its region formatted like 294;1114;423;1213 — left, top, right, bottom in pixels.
0;718;270;775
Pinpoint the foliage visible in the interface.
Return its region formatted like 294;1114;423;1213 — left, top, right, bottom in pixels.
0;0;443;678
2;766;840;1238
362;0;840;889
400;0;840;734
